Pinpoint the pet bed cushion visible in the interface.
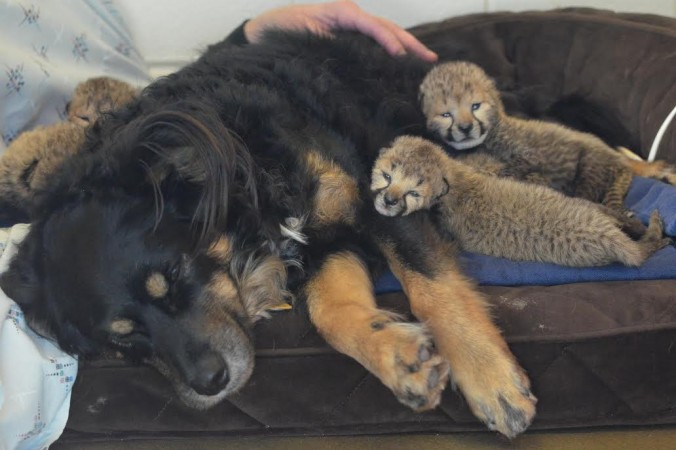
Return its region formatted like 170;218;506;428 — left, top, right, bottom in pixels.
55;8;676;444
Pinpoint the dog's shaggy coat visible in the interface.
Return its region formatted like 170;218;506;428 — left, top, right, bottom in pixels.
1;33;536;437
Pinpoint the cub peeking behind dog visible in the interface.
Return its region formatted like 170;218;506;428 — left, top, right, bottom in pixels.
419;61;676;217
0;77;137;222
371;136;669;267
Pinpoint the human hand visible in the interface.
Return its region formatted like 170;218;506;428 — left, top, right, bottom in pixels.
243;1;438;62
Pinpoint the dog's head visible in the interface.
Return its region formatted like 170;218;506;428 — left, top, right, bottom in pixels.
419;61;503;151
0;99;286;408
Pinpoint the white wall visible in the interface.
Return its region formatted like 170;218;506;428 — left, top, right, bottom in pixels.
115;0;676;76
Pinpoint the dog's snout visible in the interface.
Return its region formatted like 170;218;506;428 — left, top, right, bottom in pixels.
190;352;230;396
384;194;399;206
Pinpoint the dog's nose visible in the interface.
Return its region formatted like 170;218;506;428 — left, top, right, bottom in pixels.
384;194;399;206
458;123;473;134
190;352;230;396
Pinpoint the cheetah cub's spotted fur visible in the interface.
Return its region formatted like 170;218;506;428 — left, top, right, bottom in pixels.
419;62;643;218
371;136;669;267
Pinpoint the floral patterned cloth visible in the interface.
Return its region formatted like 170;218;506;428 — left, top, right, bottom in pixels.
0;0;152;154
0;225;78;450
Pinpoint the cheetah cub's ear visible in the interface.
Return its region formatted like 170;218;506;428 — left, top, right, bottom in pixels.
371;136;448;217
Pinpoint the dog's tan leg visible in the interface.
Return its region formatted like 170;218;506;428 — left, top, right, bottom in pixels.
383;245;536;438
305;251;450;411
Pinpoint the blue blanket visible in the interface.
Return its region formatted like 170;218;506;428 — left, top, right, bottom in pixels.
375;176;676;293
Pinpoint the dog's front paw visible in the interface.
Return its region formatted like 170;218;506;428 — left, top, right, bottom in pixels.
368;322;450;411
458;356;536;438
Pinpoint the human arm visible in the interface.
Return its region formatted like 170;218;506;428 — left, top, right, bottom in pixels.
235;1;437;62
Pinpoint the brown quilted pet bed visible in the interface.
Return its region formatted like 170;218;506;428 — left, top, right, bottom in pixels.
57;8;676;443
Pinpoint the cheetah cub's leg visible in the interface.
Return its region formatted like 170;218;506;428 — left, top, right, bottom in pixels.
599;168;647;239
602;168;633;213
305;252;450;411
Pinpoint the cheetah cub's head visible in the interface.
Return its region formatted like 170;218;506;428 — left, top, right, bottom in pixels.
419;61;503;151
68;77;138;126
371;136;449;217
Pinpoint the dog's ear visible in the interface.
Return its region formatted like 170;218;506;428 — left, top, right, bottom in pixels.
119;102;258;244
0;231;60;343
0;230;97;355
0;230;42;312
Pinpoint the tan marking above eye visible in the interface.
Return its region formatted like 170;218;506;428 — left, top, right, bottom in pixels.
207;236;232;261
146;272;169;299
110;318;134;335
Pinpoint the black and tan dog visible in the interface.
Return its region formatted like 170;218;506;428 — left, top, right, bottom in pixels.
0;33;535;437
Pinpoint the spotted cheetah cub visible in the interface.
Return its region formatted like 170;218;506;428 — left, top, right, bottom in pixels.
419;61;676;214
371;136;669;267
0;77;137;222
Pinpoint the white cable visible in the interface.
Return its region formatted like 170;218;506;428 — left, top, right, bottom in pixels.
648;104;676;162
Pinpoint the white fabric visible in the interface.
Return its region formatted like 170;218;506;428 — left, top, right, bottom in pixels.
647;104;676;162
0;224;78;450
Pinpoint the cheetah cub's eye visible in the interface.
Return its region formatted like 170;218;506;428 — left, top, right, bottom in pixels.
440;112;452;118
471;103;481;111
408;191;420;198
382;172;391;182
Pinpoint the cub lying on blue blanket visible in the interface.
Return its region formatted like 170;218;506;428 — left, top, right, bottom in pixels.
371;136;669;267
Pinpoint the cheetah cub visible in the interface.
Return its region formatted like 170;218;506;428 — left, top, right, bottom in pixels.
0;77;137;222
371;136;669;267
419;61;676;215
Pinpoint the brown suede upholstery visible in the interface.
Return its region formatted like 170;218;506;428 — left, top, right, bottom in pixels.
57;9;676;444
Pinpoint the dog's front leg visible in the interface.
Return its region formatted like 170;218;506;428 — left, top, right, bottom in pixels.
304;251;450;411
384;245;537;438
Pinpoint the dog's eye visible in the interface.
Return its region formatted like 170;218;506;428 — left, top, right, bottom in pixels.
407;191;420;198
441;112;452;118
382;172;391;182
471;103;481;111
169;262;182;281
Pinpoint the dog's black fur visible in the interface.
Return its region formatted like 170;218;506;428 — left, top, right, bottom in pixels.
1;32;442;407
2;27;645;435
